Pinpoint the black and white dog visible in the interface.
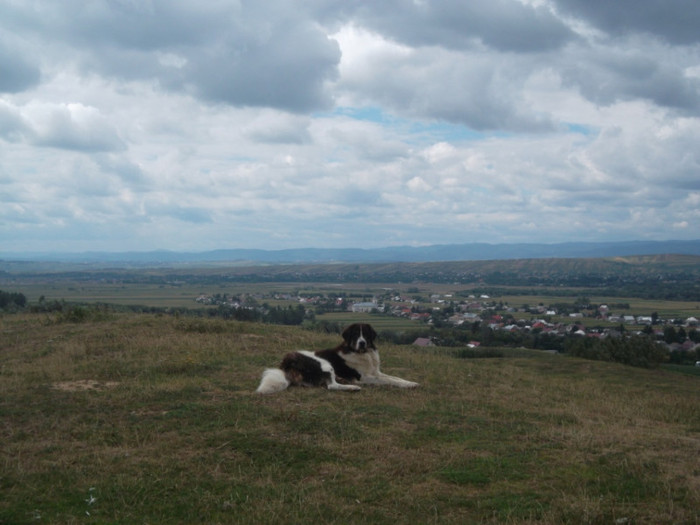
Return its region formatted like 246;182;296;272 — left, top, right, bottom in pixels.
256;323;419;393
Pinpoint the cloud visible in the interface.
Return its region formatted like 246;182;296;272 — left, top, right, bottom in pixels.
333;25;556;131
179;16;340;111
554;0;700;45
0;100;28;140
1;0;699;253
9;0;341;113
145;201;213;224
559;40;700;114
24;103;126;152
329;0;575;53
0;36;41;93
243;111;312;144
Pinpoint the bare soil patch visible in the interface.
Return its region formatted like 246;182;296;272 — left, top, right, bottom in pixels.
51;379;120;392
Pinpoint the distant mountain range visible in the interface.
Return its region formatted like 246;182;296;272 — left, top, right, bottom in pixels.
3;240;700;266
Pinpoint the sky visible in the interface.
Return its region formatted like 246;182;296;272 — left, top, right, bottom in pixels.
1;0;699;253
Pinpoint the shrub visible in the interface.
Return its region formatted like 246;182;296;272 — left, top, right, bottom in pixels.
51;304;113;324
0;289;27;311
566;335;667;368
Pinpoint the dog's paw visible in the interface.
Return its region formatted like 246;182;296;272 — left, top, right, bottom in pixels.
403;381;419;388
329;383;362;392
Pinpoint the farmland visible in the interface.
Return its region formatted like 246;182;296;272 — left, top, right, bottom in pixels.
2;256;699;312
2;255;700;366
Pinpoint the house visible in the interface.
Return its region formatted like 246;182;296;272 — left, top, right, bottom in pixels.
413;337;434;347
397;307;413;317
351;302;379;313
448;314;465;325
681;340;696;351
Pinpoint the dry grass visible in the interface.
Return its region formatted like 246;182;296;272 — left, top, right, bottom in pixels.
1;312;698;524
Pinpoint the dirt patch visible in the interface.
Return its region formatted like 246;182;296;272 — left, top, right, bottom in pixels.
51;379;120;392
130;408;169;417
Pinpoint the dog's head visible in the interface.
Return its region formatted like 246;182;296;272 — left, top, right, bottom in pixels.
342;323;377;353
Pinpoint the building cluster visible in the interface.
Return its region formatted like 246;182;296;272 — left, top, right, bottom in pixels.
385;294;700;351
194;290;699;352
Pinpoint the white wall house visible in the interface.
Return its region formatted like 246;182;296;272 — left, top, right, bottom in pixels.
351;302;380;313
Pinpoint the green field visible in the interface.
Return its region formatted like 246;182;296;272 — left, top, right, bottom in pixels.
312;312;419;332
1;313;698;524
2;281;398;308
1;282;238;308
4;279;700;321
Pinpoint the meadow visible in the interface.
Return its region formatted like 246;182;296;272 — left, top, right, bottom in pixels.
1;312;698;524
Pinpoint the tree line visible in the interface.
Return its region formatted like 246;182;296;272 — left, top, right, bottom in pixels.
0;290;27;311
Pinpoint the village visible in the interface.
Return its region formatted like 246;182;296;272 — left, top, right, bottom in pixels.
352;293;699;351
194;289;700;354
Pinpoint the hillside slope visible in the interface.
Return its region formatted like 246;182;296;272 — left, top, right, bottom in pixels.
1;313;698;523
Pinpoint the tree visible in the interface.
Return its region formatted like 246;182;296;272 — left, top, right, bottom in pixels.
0;290;27;310
576;296;591;309
663;326;679;344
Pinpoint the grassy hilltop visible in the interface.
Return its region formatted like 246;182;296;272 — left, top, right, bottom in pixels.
1;313;699;524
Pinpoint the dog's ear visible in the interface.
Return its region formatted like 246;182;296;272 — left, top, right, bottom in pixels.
341;324;357;344
364;324;378;346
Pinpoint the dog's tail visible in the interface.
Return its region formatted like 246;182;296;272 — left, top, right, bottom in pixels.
256;368;290;394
